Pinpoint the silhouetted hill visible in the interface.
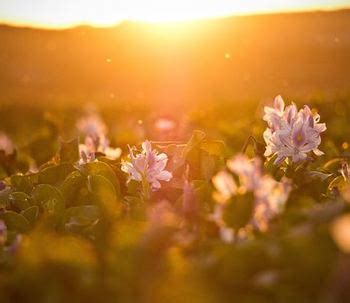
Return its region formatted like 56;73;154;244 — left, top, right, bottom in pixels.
1;10;350;107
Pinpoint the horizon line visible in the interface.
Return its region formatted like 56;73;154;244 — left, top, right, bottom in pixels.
0;6;349;30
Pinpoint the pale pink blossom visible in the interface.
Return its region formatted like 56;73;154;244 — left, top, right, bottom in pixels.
263;96;326;165
253;176;292;231
76;114;107;138
211;154;291;242
263;95;286;132
78;134;122;164
77;114;121;163
78;143;96;164
227;154;262;191
121;140;172;190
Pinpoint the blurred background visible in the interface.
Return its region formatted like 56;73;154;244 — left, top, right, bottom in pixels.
0;1;350;107
0;1;350;147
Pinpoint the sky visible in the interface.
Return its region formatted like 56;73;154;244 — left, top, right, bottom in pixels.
0;0;349;28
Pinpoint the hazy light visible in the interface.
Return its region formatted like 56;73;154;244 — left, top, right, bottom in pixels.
332;214;350;253
0;0;349;28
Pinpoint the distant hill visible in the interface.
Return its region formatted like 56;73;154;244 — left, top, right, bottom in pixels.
1;9;350;107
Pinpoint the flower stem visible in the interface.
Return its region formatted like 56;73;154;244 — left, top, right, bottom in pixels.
141;177;151;202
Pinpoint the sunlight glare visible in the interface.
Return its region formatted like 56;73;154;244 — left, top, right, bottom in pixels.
0;0;349;28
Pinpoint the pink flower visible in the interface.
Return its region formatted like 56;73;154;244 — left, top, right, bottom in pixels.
77;114;121;164
253;176;292;231
78;134;122;164
227;154;262;191
76;114;107;138
121;140;172;190
78;142;96;164
211;154;292;242
263;95;286;132
263;96;326;165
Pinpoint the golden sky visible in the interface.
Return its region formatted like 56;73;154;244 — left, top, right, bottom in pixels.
0;0;349;28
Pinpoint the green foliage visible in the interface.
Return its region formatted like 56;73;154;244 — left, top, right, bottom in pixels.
0;210;29;232
84;161;121;195
1;100;350;303
38;162;75;185
59;137;80;163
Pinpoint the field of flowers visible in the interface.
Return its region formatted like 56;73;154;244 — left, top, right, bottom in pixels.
1;95;350;303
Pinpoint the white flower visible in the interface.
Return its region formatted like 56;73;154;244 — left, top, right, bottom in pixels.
121;140;172;190
263;96;326;165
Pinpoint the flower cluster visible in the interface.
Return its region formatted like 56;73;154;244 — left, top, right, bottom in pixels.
76;114;121;164
121;140;172;191
263;95;326;165
76;113;107;138
211;154;291;243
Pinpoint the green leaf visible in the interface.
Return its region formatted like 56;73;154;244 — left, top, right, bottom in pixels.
323;158;343;170
60;170;85;205
38;163;75;185
10;174;36;193
200;152;217;181
9;192;31;211
182;130;206;159
83;161;120;195
0;187;11;209
200;140;226;157
306;171;333;182
62;205;101;232
87;174;121;216
32;184;65;215
0;211;30;232
126;179;141;195
21;205;39;223
59;137;79;163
